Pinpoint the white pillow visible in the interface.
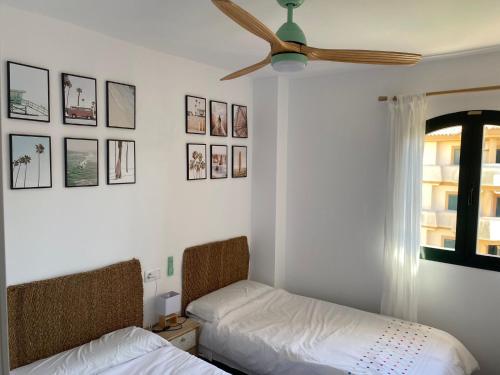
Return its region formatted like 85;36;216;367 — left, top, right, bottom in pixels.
11;326;169;375
186;280;273;322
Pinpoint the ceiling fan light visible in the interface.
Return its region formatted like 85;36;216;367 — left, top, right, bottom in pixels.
271;53;308;73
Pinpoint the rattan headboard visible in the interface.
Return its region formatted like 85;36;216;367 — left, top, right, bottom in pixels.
182;236;249;314
7;259;143;369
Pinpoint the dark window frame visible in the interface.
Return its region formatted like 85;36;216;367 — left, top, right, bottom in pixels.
421;110;500;272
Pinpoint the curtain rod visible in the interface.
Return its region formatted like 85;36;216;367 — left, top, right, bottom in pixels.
378;84;500;102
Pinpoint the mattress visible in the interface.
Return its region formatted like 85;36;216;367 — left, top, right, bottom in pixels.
192;287;479;375
11;326;228;375
100;345;228;375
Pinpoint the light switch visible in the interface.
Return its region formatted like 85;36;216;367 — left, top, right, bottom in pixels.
167;256;174;276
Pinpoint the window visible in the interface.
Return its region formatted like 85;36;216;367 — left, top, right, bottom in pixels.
443;238;456;249
447;194;458;211
421;111;500;272
488;245;499;256
452;147;461;165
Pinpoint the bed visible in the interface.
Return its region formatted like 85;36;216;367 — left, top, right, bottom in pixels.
7;259;227;375
182;237;479;375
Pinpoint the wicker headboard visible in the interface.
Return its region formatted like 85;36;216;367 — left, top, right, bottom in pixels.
182;236;249;314
7;259;143;369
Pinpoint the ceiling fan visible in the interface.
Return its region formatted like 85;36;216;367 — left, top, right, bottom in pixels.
212;0;422;80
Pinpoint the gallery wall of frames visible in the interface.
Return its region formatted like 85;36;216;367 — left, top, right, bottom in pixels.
6;61;248;190
185;95;248;181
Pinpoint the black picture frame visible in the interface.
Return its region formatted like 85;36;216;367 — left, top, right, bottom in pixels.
210;144;228;179
232;145;248;178
187;143;207;180
7;61;50;123
64;137;99;188
185;95;206;135
232;104;248;138
106;81;136;129
62;73;98;127
9;134;52;190
106;139;136;185
209;100;228;137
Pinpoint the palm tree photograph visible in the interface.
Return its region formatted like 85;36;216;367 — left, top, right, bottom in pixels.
232;146;247;178
107;140;135;184
62;73;97;126
10;134;52;189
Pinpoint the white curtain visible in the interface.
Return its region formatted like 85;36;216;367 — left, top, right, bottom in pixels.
381;94;427;322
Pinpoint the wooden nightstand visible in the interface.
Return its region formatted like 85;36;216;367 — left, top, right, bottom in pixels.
156;318;200;355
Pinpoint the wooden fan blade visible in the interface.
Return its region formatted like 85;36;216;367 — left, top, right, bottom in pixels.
302;46;422;65
212;0;289;51
221;55;271;81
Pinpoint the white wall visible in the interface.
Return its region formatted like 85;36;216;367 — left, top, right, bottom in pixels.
280;52;500;374
0;5;252;326
0;30;9;375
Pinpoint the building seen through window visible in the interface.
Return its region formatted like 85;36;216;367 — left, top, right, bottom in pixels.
421;125;500;257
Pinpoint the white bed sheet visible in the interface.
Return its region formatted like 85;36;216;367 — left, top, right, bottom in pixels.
100;345;228;375
195;288;479;375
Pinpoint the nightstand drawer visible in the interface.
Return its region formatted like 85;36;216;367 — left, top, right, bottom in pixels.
170;329;196;351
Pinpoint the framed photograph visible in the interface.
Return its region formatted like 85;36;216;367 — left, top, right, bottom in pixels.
107;140;136;185
186;95;206;134
62;73;97;126
7;61;50;122
232;104;248;138
210;145;228;179
10;134;52;189
232;146;247;178
210;100;228;137
187;143;207;180
107;81;136;129
64;138;99;188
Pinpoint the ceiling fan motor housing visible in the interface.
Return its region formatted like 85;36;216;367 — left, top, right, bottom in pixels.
273;0;308;71
277;0;304;8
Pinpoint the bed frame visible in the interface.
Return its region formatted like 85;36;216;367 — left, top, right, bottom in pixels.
182;236;249;315
7;259;143;370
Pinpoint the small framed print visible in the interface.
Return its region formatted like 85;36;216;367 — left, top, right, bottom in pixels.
64;138;99;188
10;134;52;189
186;95;206;134
106;81;136;129
210;100;228;137
7;61;50;123
210;145;228;179
232;104;248;138
107;140;136;185
62;73;97;126
187;143;207;180
232;146;247;178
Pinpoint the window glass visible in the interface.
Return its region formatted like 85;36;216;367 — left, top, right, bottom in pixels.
453;148;461;165
476;125;500;258
447;194;458;211
421;126;462;251
443;239;456;249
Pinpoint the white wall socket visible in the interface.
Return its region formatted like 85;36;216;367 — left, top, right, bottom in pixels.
144;268;161;283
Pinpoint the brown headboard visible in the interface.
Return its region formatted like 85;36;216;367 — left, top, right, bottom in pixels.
7;259;143;369
182;236;249;314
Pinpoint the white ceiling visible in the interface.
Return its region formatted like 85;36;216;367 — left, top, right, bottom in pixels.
3;0;500;77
